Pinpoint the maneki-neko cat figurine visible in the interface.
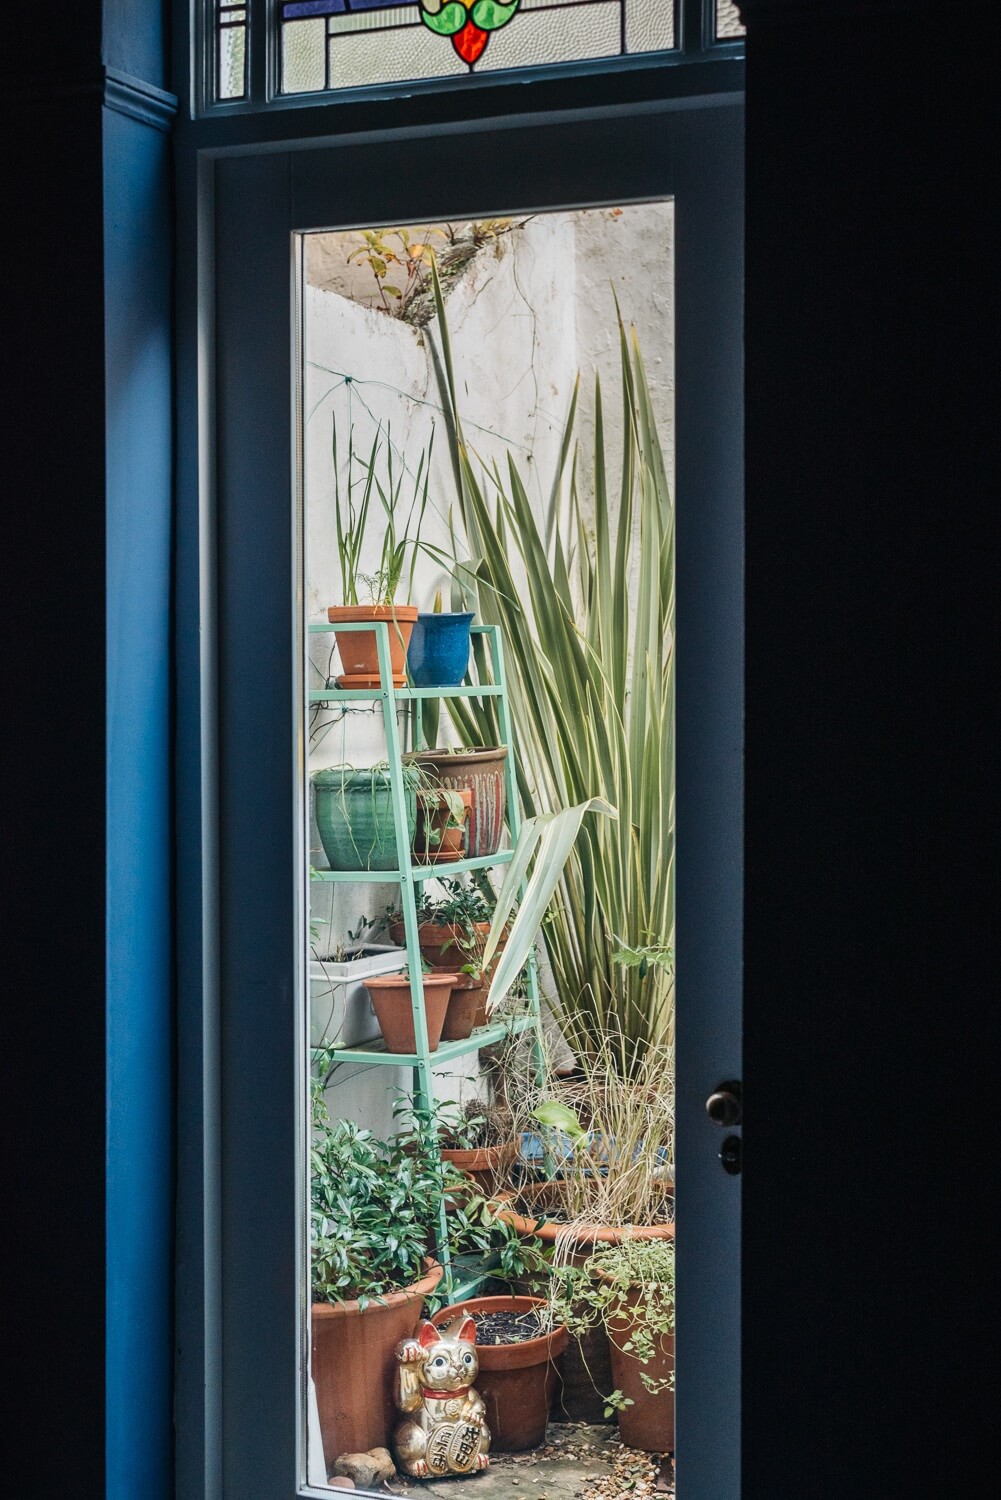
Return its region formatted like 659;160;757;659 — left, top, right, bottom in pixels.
392;1314;491;1478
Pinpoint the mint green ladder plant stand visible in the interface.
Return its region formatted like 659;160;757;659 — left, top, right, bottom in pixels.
309;621;546;1299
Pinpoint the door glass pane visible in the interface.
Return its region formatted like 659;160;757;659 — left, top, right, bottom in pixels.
280;1;676;95
300;204;676;1492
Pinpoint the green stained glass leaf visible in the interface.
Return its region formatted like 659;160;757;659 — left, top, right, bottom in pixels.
471;1;521;30
420;1;468;37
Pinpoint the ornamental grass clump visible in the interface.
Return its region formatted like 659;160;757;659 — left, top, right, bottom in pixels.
504;1030;675;1233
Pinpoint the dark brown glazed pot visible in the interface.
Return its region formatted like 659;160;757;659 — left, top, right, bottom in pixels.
312;1260;443;1469
363;973;456;1053
598;1274;675;1453
432;1295;568;1452
409;746;508;857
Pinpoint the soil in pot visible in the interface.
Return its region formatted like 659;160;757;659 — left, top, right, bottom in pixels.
409;747;508;858
432;1295;568;1451
363;973;456;1053
327;603;418;689
312;1259;443;1469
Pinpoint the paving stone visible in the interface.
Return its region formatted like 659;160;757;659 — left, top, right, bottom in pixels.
386;1423;671;1500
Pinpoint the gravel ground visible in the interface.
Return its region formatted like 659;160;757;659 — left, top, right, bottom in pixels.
387;1422;674;1500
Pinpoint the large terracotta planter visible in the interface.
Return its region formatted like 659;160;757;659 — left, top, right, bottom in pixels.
312;1259;443;1471
409;746;508;857
432;1295;568;1452
327;603;418;689
598;1275;675;1453
499;1200;674;1424
363;972;457;1053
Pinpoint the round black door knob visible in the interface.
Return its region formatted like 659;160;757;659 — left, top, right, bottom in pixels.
706;1086;742;1126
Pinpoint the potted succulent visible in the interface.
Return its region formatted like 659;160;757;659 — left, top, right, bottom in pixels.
312;762;418;872
363;962;459;1054
325;419;429;688
406;587;476;688
550;1237;675;1453
431;1295;568;1452
310;1072;445;1468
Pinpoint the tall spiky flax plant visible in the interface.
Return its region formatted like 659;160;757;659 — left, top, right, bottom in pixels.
429;265;675;1067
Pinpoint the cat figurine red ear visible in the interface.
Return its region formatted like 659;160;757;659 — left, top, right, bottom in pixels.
393;1314;490;1478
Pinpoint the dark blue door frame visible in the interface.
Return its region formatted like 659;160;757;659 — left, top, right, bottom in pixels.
175;97;743;1498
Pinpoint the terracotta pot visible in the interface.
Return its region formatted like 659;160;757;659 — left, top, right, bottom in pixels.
499;1198;674;1424
327;604;418;689
388;919;507;985
597;1275;675;1453
440;1140;518;1193
409;746;508;857
439;982;484;1042
312;1259;443;1470
363;973;457;1053
432;1295;568;1452
415;788;471;864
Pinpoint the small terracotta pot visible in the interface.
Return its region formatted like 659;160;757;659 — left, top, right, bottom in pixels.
327;603;418;688
363;973;457;1053
312;1259;443;1469
409;746;508;856
432;1295;568;1452
388;919;507;983
439;982;484;1042
596;1273;675;1453
415;788;471;864
440;1140;518;1193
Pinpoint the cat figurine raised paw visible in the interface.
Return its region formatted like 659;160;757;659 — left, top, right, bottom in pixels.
392;1314;491;1478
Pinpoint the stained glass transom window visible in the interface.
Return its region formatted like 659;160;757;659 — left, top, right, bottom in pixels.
278;1;676;98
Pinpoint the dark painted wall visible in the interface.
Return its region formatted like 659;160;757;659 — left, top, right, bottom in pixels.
2;5;173;1497
740;1;997;1494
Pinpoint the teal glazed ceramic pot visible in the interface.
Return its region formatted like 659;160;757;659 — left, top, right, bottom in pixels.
312;767;416;871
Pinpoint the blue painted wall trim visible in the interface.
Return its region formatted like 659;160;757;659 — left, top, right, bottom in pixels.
104;90;174;1500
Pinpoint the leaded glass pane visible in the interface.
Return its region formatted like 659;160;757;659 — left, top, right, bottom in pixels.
715;1;744;40
276;1;677;99
217;4;248;101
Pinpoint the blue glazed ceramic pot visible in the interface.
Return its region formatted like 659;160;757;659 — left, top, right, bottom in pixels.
406;611;475;688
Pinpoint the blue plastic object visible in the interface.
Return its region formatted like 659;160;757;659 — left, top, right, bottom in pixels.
407;611;475;687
